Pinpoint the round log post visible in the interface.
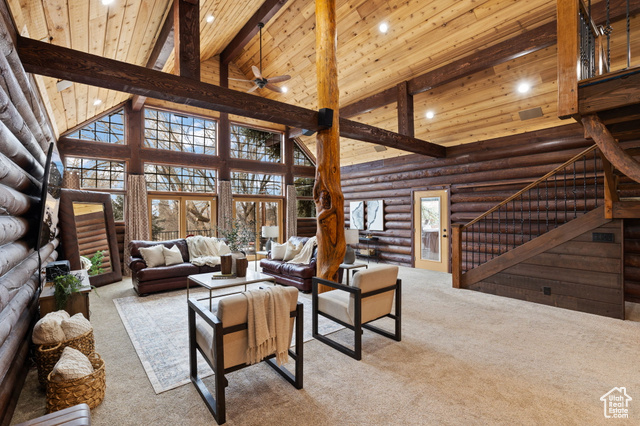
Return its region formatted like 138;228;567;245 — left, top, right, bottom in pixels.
314;0;345;291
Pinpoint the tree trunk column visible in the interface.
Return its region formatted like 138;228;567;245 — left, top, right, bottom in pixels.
314;0;345;290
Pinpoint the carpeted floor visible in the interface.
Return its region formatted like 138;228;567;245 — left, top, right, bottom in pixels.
10;265;640;425
113;284;342;393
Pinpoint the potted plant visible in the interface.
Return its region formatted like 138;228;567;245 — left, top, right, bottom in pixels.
53;273;86;310
217;219;254;274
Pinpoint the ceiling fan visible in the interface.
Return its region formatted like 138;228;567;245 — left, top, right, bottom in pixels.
229;22;291;93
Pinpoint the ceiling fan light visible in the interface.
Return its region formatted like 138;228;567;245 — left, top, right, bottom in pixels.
281;86;288;93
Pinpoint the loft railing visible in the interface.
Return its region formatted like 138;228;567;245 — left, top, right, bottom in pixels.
452;145;602;285
557;0;636;118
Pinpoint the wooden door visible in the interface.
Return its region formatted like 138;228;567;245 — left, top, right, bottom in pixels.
413;190;450;272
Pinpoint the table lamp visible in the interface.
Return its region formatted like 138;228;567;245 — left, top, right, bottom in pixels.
343;229;359;264
262;226;279;251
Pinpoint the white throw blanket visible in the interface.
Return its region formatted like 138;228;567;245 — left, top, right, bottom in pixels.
287;236;317;265
244;286;290;366
186;236;229;267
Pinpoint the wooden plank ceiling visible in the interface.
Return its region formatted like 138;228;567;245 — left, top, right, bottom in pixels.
6;0;637;165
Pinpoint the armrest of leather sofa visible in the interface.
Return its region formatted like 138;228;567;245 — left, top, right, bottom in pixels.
129;257;147;272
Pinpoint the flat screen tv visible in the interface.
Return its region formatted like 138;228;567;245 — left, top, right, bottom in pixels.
36;142;64;254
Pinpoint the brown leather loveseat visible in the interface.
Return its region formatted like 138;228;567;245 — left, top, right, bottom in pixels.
259;236;317;292
128;238;221;296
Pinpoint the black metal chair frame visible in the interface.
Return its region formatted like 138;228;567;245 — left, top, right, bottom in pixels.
312;276;401;361
188;298;303;425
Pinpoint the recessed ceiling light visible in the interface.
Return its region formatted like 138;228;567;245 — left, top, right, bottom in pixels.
101;0;114;5
517;82;531;93
56;80;72;92
281;86;288;93
426;111;435;119
206;15;215;23
379;23;389;33
93;99;102;106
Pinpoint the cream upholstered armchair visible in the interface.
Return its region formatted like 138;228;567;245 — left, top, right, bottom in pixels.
312;265;401;360
188;287;303;424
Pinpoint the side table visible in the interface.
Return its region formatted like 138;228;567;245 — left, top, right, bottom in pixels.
339;263;368;285
39;270;91;319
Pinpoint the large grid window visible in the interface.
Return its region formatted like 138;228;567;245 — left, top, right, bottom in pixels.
67;109;125;144
145;164;217;193
294;176;316;218
231;171;282;195
144;108;217;154
293;143;314;166
230;124;282;162
65;157;125;189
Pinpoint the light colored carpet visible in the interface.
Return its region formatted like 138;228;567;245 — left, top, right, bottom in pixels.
11;265;640;425
113;284;342;394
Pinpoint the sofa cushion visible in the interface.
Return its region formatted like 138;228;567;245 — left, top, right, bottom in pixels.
271;242;287;260
139;244;166;267
130;239;190;263
280;261;316;279
163;245;183;266
137;262;200;282
260;258;284;275
283;242;302;261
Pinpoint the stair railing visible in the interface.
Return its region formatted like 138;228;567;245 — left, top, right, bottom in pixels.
452;145;601;287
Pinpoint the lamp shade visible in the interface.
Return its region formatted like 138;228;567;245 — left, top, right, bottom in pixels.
262;226;279;238
344;229;359;245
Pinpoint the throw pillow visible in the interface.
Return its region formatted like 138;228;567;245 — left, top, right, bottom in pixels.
50;347;94;382
271;242;287;260
61;313;93;340
216;240;232;256
32;312;66;345
163;245;183;266
283;243;302;261
139;244;165;268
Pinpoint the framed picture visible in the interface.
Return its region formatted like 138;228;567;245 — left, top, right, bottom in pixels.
350;201;365;230
366;200;384;231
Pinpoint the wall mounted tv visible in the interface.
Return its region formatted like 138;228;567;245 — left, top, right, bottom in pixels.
36;142;64;252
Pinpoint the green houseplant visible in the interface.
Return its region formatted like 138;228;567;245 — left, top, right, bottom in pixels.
216;219;255;252
53;273;86;310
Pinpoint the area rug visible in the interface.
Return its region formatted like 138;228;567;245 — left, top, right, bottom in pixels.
114;285;342;394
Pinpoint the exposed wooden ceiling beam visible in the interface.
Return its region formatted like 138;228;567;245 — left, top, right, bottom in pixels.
131;3;175;111
220;0;288;65
18;36;445;158
174;0;200;80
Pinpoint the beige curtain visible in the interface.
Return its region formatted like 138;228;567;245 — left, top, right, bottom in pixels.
62;170;80;189
218;180;232;233
286;184;297;239
123;174;150;276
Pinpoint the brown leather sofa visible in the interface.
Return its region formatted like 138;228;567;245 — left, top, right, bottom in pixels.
259;236;317;292
128;238;220;296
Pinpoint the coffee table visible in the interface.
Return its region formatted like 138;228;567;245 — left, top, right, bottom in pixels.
187;269;276;310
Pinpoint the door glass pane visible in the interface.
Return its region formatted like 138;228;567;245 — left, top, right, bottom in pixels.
420;197;440;261
186;200;214;237
235;201;257;254
151;199;180;241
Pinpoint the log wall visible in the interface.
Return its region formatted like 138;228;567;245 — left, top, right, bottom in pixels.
0;6;58;424
341;124;597;266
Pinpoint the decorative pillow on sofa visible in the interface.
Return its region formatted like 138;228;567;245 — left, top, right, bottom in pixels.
283;243;302;261
163;245;183;266
61;313;93;340
50;346;94;382
139;244;166;267
271;242;287;260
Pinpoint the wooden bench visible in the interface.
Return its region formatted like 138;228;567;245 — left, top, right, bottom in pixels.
14;403;90;425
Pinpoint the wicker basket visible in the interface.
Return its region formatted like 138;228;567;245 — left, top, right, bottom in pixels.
35;329;95;387
46;352;105;413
